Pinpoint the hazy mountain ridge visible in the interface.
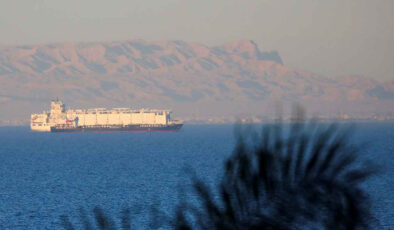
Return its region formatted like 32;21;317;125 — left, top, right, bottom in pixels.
0;39;392;122
0;39;282;75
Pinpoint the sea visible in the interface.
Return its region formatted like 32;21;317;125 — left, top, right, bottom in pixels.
0;123;392;229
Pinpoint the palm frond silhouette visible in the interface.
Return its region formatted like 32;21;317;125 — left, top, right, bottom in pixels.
61;113;376;229
61;207;129;230
175;119;376;229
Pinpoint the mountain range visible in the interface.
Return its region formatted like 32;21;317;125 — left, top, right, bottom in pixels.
0;39;393;123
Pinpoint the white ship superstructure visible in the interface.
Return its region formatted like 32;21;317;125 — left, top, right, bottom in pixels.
30;100;182;132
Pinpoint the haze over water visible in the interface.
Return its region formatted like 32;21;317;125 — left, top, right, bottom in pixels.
0;123;392;229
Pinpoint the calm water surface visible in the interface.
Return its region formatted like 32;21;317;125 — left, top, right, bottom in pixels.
0;124;393;229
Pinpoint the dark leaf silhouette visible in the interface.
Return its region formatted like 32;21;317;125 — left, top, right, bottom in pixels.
61;109;377;230
61;207;131;230
174;115;377;229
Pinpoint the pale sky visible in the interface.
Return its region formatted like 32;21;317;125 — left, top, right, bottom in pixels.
1;0;393;81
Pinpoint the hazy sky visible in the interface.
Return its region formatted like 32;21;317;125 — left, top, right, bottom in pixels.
1;0;393;81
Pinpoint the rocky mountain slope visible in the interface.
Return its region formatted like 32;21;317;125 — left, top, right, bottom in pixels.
0;39;393;122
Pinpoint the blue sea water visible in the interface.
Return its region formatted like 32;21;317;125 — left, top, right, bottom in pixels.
0;123;392;229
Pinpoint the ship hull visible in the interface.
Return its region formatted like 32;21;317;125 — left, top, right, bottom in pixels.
50;124;183;133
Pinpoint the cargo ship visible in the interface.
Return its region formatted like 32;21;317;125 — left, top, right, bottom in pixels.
30;100;183;132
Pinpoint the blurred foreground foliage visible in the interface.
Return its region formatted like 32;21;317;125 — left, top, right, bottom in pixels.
61;110;377;229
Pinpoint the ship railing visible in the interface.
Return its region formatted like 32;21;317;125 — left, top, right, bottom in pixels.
66;108;172;115
54;124;77;128
80;124;126;129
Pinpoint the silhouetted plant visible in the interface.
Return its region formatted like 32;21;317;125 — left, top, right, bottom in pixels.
60;203;168;229
61;110;377;229
61;207;130;230
174;115;377;229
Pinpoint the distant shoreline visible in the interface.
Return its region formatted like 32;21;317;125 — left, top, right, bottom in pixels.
2;119;393;127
